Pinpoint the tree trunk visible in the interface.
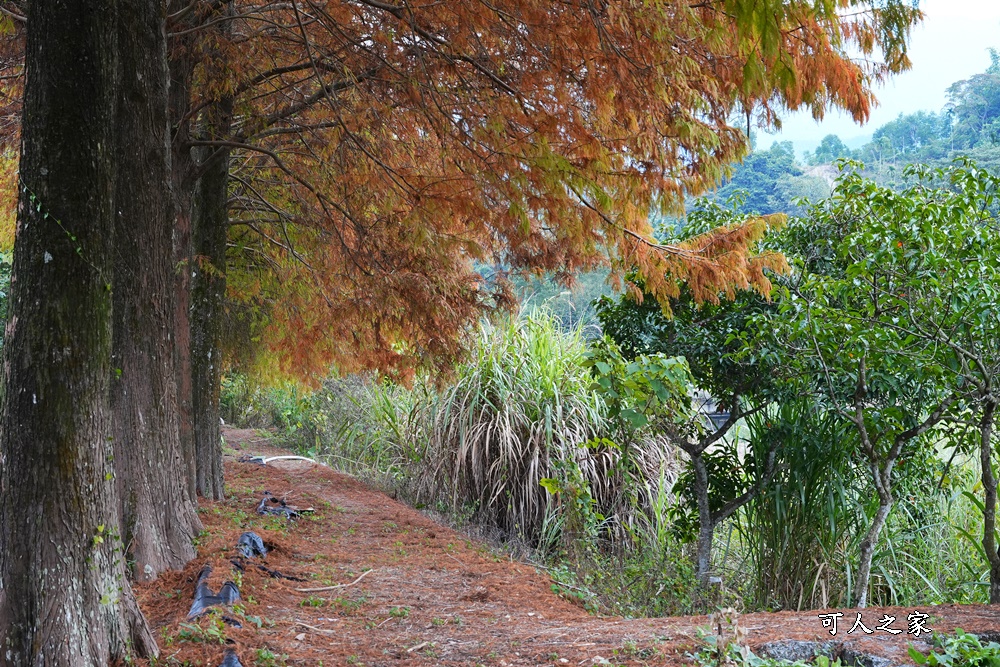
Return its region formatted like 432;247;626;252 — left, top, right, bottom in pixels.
691;452;715;585
978;401;1000;603
853;494;892;608
189;0;235;500
168;11;199;502
0;0;156;661
111;0;201;580
190;129;231;500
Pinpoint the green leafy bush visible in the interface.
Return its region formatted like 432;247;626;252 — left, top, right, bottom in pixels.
910;629;1000;667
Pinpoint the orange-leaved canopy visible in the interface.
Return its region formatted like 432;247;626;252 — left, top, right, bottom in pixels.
1;0;923;382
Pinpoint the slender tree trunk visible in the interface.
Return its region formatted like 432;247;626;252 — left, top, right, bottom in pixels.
978;401;1000;603
0;0;157;661
190;127;231;500
853;493;892;608
691;452;715;584
189;0;235;500
112;0;201;580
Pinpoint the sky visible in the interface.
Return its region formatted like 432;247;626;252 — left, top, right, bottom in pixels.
756;0;1000;155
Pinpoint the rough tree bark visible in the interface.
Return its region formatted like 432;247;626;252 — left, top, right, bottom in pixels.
169;0;233;501
168;3;201;502
189;0;235;500
111;0;201;580
0;0;157;661
190;123;232;500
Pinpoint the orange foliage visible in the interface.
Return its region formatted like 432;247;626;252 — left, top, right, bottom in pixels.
208;0;918;383
0;1;922;382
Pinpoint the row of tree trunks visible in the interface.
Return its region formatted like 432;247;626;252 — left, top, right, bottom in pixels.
0;0;159;661
170;0;234;501
165;0;231;504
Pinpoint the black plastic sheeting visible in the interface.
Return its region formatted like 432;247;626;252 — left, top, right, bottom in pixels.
187;565;241;619
236;531;268;559
256;491;303;519
219;648;245;667
183;505;313;663
231;531;306;581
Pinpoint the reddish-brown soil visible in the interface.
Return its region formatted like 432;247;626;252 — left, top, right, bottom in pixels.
136;429;1000;666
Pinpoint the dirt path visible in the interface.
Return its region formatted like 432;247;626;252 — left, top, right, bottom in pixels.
136;429;1000;666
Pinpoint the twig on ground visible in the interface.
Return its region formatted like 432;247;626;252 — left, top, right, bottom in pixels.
295;568;376;592
293;621;338;635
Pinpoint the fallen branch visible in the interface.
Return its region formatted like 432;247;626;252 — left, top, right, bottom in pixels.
295;568;376;592
293;621;337;635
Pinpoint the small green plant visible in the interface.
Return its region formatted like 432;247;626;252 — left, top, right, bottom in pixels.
300;595;325;608
691;612;842;667
255;647;288;667
176;614;226;645
389;606;410;618
909;629;1000;667
331;594;368;614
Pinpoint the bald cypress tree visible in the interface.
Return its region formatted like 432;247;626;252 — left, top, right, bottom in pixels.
0;0;160;661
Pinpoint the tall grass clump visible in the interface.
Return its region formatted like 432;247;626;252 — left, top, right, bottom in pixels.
417;309;614;545
864;452;987;607
735;402;866;610
734;408;989;610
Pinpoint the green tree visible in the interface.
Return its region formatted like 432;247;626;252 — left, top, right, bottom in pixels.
865;111;949;160
946;49;1000;149
838;161;1000;603
776;162;1000;607
596;202;787;584
712;142;805;215
807;134;853;165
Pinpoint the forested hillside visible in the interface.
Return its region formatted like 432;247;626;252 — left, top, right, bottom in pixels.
702;52;1000;215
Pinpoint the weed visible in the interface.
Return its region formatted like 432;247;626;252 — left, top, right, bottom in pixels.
255;648;288;667
331;594;368;615
176;615;226;645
